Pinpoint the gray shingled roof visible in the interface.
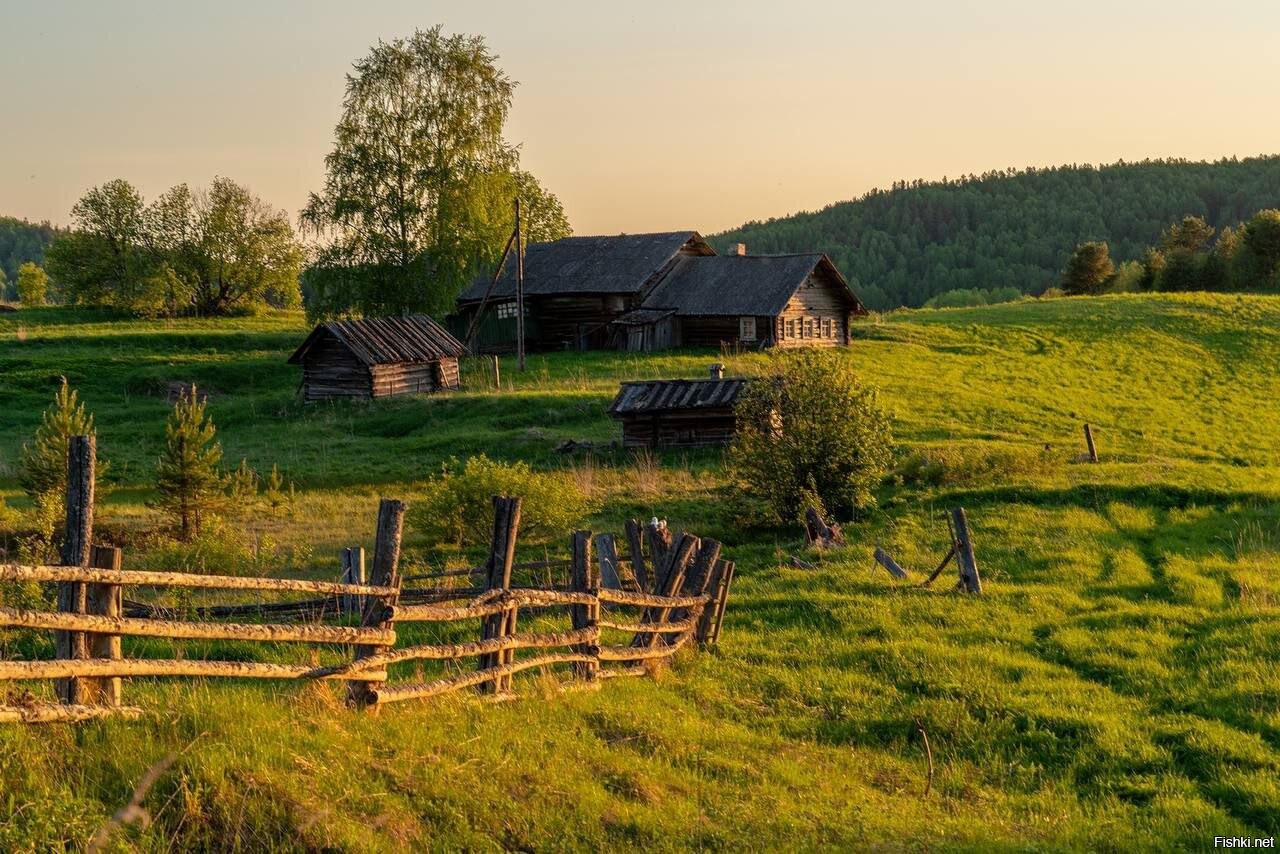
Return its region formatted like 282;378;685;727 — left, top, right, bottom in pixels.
457;231;706;302
608;378;748;416
639;253;863;317
287;315;466;366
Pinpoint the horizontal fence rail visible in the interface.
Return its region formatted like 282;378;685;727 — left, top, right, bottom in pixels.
0;433;735;725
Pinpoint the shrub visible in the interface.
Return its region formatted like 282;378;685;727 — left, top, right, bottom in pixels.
16;262;48;307
411;454;593;547
728;350;893;525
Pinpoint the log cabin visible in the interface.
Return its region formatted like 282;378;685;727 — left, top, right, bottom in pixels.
287;315;466;403
452;231;714;352
451;234;865;353
608;374;748;449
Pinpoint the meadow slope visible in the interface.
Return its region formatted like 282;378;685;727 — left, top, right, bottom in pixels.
0;293;1277;851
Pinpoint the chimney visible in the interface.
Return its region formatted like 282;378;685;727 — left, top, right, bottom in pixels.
710;363;725;380
728;243;746;256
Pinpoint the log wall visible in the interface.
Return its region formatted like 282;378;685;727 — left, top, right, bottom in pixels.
618;409;738;449
774;271;851;348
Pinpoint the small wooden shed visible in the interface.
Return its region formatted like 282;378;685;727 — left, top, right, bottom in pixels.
288;315;466;403
608;375;747;448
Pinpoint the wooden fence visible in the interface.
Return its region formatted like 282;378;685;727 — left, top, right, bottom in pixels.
0;437;732;723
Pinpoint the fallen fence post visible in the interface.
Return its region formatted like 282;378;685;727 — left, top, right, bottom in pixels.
569;530;599;681
803;507;845;549
873;547;909;580
667;538;720;644
624;519;648;592
478;496;521;693
56;434;94;705
634;533;698;650
340;547;366;619
83;545;123;706
949;507;982;594
920;545;957;587
1083;423;1099;463
348;498;405;707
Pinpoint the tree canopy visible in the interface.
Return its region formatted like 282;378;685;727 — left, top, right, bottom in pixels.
0;216;63;300
712;157;1280;310
300;26;571;320
1061;242;1114;295
46;177;303;316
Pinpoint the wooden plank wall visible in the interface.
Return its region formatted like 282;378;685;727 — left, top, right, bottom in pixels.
619;410;738;448
775;272;851;348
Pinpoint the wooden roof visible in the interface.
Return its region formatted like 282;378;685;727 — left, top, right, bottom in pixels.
287;315;466;366
640;253;865;317
608;378;748;416
457;231;712;302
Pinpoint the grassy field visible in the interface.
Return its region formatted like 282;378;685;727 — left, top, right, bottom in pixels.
0;294;1278;851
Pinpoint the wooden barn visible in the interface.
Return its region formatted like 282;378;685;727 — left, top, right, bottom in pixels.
452;231;714;352
615;251;866;351
287;315;466;403
608;373;748;448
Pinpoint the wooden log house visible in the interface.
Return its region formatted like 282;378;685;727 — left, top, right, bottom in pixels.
608;375;748;448
288;315;466;403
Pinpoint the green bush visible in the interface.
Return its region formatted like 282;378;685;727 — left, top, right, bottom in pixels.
411;454;593;547
728;350;893;525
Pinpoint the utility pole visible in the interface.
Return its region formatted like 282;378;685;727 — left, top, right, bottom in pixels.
515;198;526;371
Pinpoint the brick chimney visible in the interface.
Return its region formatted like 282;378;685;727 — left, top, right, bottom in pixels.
727;243;746;256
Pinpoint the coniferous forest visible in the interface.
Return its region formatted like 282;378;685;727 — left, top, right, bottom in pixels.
711;156;1280;310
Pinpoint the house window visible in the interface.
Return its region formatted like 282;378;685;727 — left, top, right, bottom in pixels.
786;319;796;338
739;317;757;341
496;302;517;320
807;319;817;338
822;318;832;338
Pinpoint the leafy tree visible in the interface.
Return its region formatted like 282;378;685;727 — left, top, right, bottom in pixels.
1061;242;1115;295
1243;209;1280;284
1159;215;1214;254
1155;249;1203;292
0;215;63;287
154;386;224;540
20;378;107;539
301;26;570;319
728;350;893;524
46;177;302;316
16;262;47;306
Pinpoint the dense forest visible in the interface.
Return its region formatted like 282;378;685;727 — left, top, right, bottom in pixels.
711;157;1280;310
0;216;62;299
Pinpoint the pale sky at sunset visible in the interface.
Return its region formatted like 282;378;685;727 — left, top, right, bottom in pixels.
3;0;1278;235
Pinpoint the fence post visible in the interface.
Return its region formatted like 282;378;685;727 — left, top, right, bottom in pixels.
570;530;599;681
56;434;94;705
633;533;699;650
478;496;521;694
341;547;366;619
645;520;672;573
593;533;622;590
666;538;720;644
348;499;405;708
624;519;648;592
695;558;729;644
1083;423;1099;463
83;545;123;706
491;354;501;390
949;507;982;594
708;560;736;645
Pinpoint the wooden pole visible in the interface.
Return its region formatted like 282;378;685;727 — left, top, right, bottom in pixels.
708;561;736;645
644;520;672;575
624;519;648;592
56;434;94;704
949;507;982;594
569;530;599;681
478;496;521;692
83;545;122;705
872;547;910;580
348;498;405;707
340;547;366;619
491;354;501;390
634;533;699;650
666;538;720;643
1083;423;1099;463
515;198;526;372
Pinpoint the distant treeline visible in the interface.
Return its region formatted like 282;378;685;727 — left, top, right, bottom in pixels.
0;216;63;299
711;157;1280;310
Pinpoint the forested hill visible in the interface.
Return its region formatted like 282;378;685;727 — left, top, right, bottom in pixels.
711;156;1280;310
0;216;62;294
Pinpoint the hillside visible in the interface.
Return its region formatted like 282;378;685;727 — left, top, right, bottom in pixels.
711;156;1280;309
1;295;1278;849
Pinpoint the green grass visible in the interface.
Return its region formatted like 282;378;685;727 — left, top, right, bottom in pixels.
1;294;1278;850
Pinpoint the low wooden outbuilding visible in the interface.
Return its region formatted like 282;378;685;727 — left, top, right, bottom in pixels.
608;375;748;448
288;315;466;403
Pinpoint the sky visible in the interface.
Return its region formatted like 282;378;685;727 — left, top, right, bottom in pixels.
2;0;1278;236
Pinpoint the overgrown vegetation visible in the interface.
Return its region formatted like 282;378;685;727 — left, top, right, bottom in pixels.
0;295;1278;848
728;349;893;524
152;385;225;540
